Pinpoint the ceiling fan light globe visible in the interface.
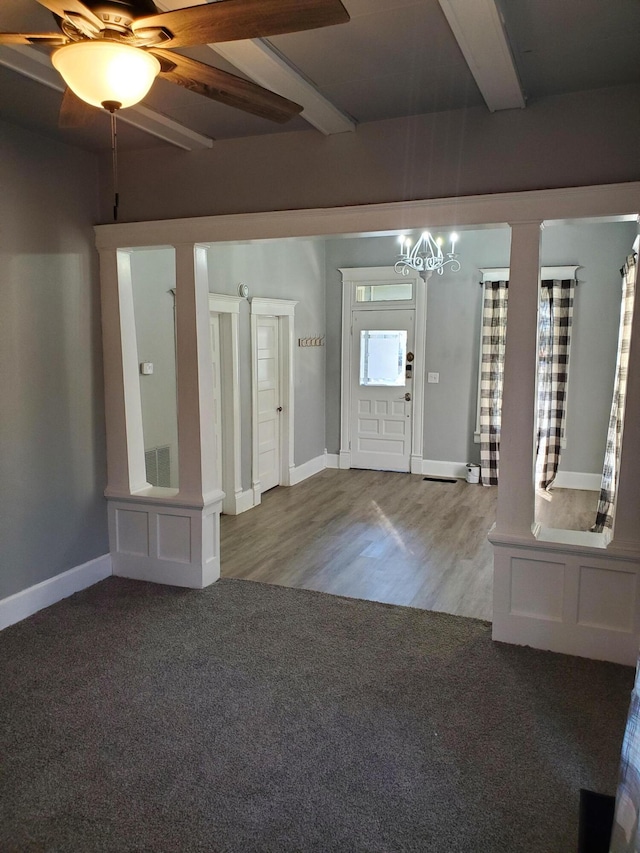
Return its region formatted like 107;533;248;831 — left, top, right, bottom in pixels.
52;42;161;110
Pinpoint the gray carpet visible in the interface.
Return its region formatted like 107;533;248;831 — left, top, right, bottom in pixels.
0;577;633;852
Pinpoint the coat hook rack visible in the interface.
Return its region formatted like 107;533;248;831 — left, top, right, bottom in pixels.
298;335;325;348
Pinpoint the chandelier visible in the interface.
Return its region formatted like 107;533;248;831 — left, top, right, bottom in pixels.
395;231;461;277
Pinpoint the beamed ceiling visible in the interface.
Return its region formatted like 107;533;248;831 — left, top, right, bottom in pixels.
0;0;639;153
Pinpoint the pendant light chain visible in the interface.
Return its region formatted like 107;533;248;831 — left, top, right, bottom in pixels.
110;109;119;222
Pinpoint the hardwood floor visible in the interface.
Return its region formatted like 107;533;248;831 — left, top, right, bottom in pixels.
535;487;599;532
221;470;497;620
220;472;600;621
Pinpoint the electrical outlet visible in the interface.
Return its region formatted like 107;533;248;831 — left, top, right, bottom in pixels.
428;372;440;384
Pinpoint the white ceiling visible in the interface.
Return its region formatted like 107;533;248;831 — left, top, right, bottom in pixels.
0;0;639;152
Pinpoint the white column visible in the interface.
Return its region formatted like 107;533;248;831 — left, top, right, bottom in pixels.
174;243;221;504
99;248;147;496
610;224;640;552
494;220;542;538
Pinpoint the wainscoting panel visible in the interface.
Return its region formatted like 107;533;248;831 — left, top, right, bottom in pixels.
510;557;564;622
157;514;192;564
577;565;636;633
492;538;640;665
109;497;222;589
115;509;149;556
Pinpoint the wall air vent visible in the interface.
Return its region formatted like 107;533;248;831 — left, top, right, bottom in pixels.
144;445;171;488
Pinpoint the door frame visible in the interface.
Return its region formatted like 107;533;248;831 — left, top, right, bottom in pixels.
208;293;243;514
250;297;297;504
339;267;426;474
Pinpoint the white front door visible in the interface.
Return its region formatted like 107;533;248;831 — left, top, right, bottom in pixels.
350;308;414;472
256;315;281;492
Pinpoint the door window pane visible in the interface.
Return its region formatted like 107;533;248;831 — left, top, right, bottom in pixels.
360;330;407;386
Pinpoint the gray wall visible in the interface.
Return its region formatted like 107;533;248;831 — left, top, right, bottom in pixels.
206;239;326;489
130;248;179;487
101;84;640;223
0;119;108;600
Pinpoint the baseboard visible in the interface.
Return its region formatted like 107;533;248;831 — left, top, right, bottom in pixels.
339;450;351;470
554;471;601;491
324;452;340;469
309;459;602;490
289;454;326;486
0;554;112;631
422;459;467;479
327;456;470;479
223;489;255;515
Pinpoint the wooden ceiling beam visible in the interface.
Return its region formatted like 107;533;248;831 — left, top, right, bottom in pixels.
155;0;356;135
438;0;525;112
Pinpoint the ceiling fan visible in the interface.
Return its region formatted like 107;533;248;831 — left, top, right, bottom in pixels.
0;0;350;126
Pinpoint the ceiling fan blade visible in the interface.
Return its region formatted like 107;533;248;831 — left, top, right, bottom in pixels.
134;0;349;49
0;33;67;45
34;0;103;31
151;48;302;123
59;86;99;127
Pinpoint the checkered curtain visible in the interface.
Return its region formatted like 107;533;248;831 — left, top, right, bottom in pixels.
593;254;637;533
534;280;575;492
479;281;508;486
610;652;640;853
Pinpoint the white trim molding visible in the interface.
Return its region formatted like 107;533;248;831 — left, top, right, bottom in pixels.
324;451;340;469
208;293;244;515
289;454;326;486
554;471;601;491
480;265;580;282
95;185;640;252
0;554;112;631
422;459;468;479
233;489;256;515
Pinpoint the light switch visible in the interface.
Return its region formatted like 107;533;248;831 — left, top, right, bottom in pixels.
140;362;154;375
428;372;440;384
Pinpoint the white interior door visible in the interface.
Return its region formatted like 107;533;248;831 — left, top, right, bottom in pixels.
350;308;414;472
256;315;281;492
209;313;223;490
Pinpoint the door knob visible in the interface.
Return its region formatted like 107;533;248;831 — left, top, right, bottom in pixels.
277;406;283;412
404;392;411;401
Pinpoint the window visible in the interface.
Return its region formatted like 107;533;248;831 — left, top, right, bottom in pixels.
355;282;413;302
359;330;407;386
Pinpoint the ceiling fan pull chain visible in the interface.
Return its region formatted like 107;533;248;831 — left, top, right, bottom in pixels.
110;109;119;222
